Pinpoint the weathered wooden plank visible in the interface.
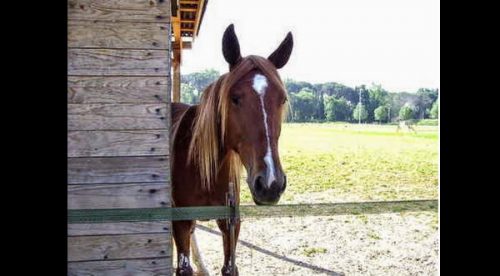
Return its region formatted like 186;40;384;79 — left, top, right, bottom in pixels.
68;183;170;209
68;156;170;184
68;21;170;49
68;130;169;157
68;49;169;76
68;257;172;276
68;103;168;130
68;76;170;104
68;221;171;236
68;76;169;87
68;0;171;23
68;233;171;261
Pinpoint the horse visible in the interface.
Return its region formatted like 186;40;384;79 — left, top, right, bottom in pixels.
170;24;293;276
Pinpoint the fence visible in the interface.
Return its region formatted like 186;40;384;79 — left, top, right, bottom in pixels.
68;199;437;224
68;183;437;276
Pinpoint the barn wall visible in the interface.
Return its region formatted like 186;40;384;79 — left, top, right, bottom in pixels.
67;0;172;274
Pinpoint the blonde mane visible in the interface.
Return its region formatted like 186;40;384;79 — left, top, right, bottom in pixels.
187;56;289;191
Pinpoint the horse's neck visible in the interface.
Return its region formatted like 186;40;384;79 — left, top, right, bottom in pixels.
172;102;227;167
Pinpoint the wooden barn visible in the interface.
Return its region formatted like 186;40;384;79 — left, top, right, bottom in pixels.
68;0;208;274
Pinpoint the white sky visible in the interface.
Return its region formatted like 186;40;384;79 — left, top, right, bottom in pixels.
181;0;440;92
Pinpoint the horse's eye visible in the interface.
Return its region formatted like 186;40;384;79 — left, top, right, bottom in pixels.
231;95;240;106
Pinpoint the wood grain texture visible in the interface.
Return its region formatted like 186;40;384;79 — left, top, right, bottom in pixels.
68;0;171;23
68;130;169;157
68;156;170;184
68;182;170;209
68;49;169;76
68;257;172;276
68;221;171;236
67;0;173;274
68;233;171;261
68;103;168;130
68;21;170;49
68;76;170;104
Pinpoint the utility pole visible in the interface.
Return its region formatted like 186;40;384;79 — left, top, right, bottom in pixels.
358;88;362;125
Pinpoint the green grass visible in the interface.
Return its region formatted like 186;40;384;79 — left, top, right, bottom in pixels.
417;119;439;126
302;247;328;257
240;123;438;203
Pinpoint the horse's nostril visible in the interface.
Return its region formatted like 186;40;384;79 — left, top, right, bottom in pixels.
255;176;264;192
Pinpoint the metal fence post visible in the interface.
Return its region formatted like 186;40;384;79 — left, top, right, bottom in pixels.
226;182;236;276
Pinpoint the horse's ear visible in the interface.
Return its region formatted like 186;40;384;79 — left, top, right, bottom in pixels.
222;24;242;70
268;32;293;69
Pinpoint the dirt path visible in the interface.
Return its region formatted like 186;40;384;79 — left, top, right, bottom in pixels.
187;211;438;276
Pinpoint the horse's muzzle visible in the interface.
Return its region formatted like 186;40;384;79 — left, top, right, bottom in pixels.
251;173;286;205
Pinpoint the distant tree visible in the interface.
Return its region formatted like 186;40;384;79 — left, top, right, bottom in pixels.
180;83;198;104
284;79;302;94
181;69;440;124
324;95;353;121
323;95;336;121
430;100;439;119
316;93;325;120
388;92;419;121
290;88;316;121
416;88;439;119
182;69;220;94
340;99;354;121
317;82;357;103
374;106;388;123
352;103;368;122
367;84;389;122
284;79;314;94
399;105;414;121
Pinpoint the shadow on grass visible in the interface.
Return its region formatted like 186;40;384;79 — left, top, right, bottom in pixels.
196;224;345;276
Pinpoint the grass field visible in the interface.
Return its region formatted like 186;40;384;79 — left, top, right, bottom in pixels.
239;122;439;204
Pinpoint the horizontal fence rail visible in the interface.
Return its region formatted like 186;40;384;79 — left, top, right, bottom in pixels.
68;199;437;224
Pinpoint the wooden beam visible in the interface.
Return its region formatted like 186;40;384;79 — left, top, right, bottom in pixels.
172;2;182;103
180;8;198;12
172;56;181;103
192;0;206;41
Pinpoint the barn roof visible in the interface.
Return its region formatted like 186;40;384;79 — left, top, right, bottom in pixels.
171;0;209;49
171;0;209;102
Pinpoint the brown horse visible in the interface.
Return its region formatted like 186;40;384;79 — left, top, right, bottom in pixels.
170;24;293;276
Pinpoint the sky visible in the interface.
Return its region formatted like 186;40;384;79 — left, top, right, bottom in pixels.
181;0;440;93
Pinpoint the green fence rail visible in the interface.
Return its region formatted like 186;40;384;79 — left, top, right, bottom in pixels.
68;199;437;224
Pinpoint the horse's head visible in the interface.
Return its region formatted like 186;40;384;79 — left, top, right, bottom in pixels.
221;24;293;205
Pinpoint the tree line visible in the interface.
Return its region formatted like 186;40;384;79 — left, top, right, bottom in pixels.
181;69;439;123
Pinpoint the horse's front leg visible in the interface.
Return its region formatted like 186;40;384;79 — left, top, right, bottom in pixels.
173;220;195;276
216;218;241;276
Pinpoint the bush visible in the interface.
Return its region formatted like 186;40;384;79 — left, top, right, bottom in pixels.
323;95;353;121
430;101;439;119
399;105;414;121
352;103;368;122
374;106;388;123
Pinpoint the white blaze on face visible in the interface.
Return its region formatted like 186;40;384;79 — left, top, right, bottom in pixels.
252;74;276;188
